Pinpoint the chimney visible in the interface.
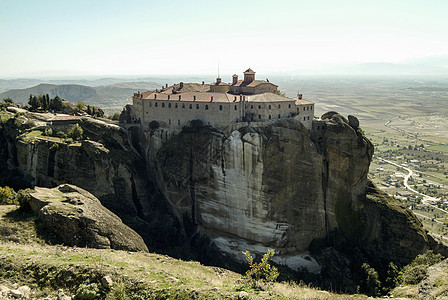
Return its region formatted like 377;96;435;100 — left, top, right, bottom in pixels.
168;95;170;100
216;77;221;84
179;95;181;100
193;95;196;101
165;84;168;88
180;82;184;89
211;96;213;102
298;94;303;100
154;94;157;99
232;74;238;85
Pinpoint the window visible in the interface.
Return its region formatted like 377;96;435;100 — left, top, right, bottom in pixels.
169;119;171;124
258;105;261;109
175;103;178;108
268;115;271;119
234;105;237;110
196;104;199;109
178;120;180;125
250;105;254;109
278;114;281;119
149;102;152;107
155;102;158;107
317;126;320;130
288;104;291;108
189;104;192;109
307;106;309;110
219;105;222;110
269;105;271;109
205;105;209;110
162;103;165;108
278;104;281;109
304;117;306;121
303;107;305;111
168;103;171;108
307;116;310;120
258;115;261;119
311;106;313;110
182;103;185;108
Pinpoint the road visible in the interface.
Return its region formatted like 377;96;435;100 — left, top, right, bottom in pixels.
376;156;445;214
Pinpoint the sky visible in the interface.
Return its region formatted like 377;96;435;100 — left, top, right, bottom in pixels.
1;0;448;77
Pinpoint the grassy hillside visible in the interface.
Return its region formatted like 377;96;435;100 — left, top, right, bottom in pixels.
0;205;365;299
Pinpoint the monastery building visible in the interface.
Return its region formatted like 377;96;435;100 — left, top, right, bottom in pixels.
131;68;315;130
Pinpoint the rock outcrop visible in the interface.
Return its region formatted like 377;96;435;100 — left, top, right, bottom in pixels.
0;109;433;276
153;114;429;270
27;184;149;252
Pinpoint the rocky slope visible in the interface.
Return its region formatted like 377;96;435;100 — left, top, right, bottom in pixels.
0;108;435;288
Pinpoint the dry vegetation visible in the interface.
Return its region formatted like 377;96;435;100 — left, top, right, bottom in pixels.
0;205;366;299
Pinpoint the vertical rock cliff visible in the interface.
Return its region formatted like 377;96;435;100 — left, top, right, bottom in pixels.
0;110;430;275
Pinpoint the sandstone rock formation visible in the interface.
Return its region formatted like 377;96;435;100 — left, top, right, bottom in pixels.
153;114;429;270
0;109;433;276
27;184;148;252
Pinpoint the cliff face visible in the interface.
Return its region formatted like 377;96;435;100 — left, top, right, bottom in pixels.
0;109;430;274
153;114;428;270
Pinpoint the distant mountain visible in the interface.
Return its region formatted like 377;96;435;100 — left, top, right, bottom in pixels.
0;82;161;112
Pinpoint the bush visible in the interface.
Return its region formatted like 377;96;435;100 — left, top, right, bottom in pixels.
0;186;17;205
76;282;100;300
243;249;279;287
360;263;381;296
402;251;443;284
67;124;83;140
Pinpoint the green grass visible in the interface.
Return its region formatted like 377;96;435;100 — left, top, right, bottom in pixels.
0;205;366;300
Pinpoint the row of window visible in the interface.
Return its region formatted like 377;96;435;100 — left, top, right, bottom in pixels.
147;102;313;114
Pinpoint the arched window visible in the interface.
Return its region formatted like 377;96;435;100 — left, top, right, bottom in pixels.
303;117;306;121
288;104;291;108
278;114;281;119
168;103;171;108
268;115;271;119
175;103;178;108
258;105;261;109
155;102;158;107
250;105;254;109
205;105;209;110
182;103;185;108
234;105;237;110
258;115;261;119
307;106;309;110
162;103;165;108
268;105;271;109
307;116;310;120
278;104;281;109
303;107;305;111
219;105;223;111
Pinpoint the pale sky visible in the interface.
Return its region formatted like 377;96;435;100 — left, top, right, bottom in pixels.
1;0;447;77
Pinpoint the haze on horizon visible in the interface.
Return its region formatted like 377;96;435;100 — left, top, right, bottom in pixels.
1;0;448;78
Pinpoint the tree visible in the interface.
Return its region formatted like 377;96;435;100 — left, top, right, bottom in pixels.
360;263;381;296
242;249;279;287
75;101;87;112
28;95;40;111
50;96;63;111
67;124;83;140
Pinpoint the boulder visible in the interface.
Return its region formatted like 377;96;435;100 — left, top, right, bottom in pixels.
28;184;148;252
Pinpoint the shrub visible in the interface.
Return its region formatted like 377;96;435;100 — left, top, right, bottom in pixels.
76;282;100;300
402;251;443;284
67;124;83;140
360;263;381;296
243;249;279;287
0;186;17;205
